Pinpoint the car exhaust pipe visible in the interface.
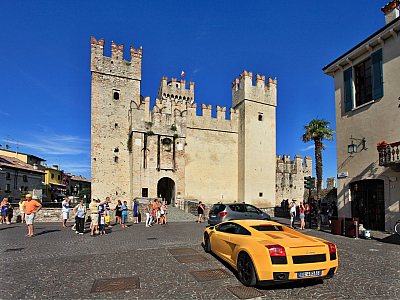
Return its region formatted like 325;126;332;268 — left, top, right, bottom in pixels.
273;272;289;280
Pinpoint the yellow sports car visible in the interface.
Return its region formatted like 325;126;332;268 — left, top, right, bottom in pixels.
202;220;338;286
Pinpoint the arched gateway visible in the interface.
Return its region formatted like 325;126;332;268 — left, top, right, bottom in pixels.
157;177;175;205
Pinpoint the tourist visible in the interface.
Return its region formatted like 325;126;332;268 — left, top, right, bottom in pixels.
7;201;13;224
113;200;122;225
99;197;111;227
19;197;26;223
132;199;139;224
159;201;166;224
73;199;86;234
1;198;8;224
99;213;106;235
152;199;158;224
146;200;152;227
23;194;42;237
89;198;110;236
121;201;128;228
197;201;205;223
299;201;305;230
62;197;70;228
289;199;297;229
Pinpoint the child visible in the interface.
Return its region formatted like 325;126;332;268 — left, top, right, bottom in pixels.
121;201;128;228
99;213;106;235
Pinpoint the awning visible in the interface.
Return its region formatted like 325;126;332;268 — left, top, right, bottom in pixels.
42;194;47;198
56;193;66;197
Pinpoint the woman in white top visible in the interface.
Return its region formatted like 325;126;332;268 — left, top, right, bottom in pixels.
289;199;297;229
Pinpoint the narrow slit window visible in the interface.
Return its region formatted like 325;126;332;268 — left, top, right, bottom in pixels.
258;114;263;121
113;91;120;100
114;156;119;163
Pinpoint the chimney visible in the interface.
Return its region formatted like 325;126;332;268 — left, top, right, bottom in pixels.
382;0;400;25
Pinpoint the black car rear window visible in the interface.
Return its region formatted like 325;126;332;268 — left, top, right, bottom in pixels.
209;204;226;214
251;225;284;231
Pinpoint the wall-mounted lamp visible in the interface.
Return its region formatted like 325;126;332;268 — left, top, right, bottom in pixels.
348;136;366;153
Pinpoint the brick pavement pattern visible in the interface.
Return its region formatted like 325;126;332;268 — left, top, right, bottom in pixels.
1;216;400;299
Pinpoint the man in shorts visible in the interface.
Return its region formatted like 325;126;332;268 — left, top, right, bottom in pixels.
62;197;70;228
89;198;111;236
23;194;42;237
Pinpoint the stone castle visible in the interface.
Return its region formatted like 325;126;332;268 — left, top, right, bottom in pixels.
91;37;311;207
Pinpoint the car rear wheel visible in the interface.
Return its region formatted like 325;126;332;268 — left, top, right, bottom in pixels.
237;253;257;286
204;233;211;253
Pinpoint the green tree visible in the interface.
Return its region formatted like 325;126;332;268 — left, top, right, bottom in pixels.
302;118;335;201
77;188;91;201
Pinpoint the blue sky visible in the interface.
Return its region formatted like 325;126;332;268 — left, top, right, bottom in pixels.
0;0;390;186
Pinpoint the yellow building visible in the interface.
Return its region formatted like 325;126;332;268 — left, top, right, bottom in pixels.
45;165;67;202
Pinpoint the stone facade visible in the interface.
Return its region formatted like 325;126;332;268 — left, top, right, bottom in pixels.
275;155;312;203
91;37;288;208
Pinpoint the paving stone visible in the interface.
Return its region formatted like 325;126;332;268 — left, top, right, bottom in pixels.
0;216;399;299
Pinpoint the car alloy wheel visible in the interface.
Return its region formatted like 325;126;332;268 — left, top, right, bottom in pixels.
237;253;257;286
204;233;211;253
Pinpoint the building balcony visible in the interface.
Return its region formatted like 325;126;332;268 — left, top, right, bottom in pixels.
377;141;400;166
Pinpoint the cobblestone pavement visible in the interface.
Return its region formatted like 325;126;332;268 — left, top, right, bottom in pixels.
1;216;399;299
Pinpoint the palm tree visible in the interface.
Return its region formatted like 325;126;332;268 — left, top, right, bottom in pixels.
302;118;335;201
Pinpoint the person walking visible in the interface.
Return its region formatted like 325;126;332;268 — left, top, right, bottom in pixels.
152;199;158;225
19;197;26;223
23;194;42;237
197;201;205;223
62;197;70;228
121;201;128;228
146;200;152;227
289;199;297;229
299;201;305;230
132;199;139;224
73;199;86;234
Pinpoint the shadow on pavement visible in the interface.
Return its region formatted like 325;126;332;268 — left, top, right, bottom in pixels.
372;234;400;245
0;226;17;231
36;229;61;236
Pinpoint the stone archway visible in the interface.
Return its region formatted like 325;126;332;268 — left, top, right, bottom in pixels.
157;177;175;205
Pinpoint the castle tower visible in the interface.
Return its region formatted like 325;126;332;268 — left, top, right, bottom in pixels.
91;37;142;203
232;71;277;207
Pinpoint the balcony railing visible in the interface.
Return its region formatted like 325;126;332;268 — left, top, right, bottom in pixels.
377;141;400;166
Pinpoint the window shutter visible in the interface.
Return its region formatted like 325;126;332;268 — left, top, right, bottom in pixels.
343;67;353;112
372;48;383;99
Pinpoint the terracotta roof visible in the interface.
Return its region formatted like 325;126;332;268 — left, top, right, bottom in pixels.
70;175;91;183
0;155;45;174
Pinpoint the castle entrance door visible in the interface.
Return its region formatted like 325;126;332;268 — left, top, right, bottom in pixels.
157;177;175;205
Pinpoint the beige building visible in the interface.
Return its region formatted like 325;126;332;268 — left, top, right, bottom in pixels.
323;1;400;231
91;37;282;207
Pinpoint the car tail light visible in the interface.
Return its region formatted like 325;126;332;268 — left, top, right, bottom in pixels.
265;244;286;257
218;212;227;217
323;241;337;253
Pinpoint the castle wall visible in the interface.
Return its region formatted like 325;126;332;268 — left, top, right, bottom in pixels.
275;155;312;205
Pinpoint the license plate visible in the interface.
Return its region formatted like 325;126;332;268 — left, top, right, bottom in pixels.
210;215;216;218
297;270;322;278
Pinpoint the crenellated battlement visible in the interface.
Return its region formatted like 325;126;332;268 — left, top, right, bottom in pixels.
158;76;194;103
232;70;277;108
90;37;142;80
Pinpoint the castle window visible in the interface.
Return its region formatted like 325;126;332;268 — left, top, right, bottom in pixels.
113;91;120;100
142;188;148;197
258;114;263;121
259;192;263;197
115;123;118;129
162;138;172;152
114;156;119;163
114;147;119;153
